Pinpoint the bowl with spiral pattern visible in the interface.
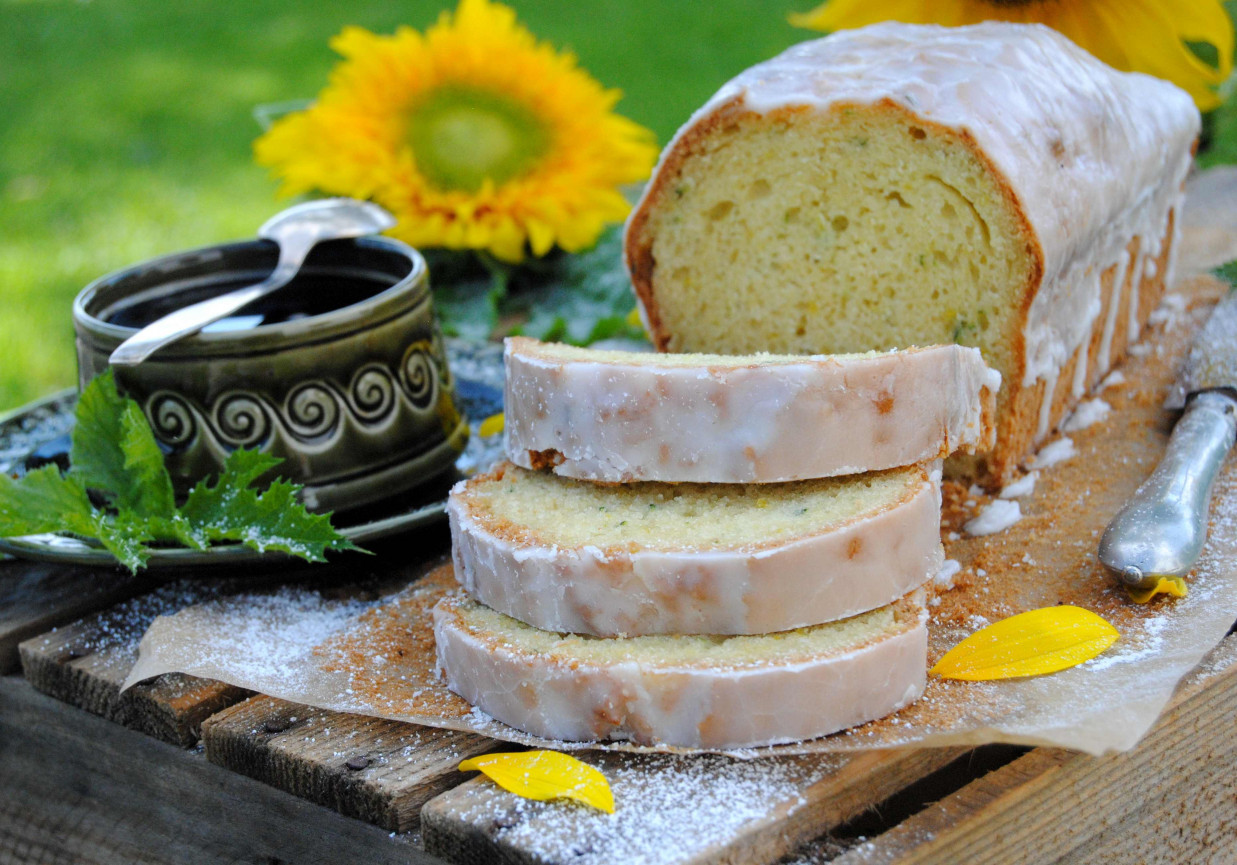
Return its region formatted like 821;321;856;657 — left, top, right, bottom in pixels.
73;236;467;514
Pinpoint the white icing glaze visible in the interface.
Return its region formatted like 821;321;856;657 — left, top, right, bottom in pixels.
503;337;998;483
964;499;1022;537
934;558;962;590
1028;436;1077;469
433;595;928;748
627;21;1197;450
1096;248;1131;374
447;468;943;636
999;470;1038;500
1062;398;1112;432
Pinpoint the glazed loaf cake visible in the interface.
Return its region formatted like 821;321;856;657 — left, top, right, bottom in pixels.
433;590;927;748
624;22;1200;484
448;461;941;637
504;336;998;483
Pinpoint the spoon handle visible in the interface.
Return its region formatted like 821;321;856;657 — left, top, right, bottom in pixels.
109;229;317;367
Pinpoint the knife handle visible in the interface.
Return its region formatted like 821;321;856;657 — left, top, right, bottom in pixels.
1098;391;1237;590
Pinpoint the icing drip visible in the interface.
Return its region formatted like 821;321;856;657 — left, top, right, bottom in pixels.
1036;366;1059;442
1096;247;1130;373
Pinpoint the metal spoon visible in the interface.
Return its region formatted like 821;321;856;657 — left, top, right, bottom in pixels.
109;198;397;366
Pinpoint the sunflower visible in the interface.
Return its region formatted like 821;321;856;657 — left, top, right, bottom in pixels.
255;0;658;263
791;0;1233;111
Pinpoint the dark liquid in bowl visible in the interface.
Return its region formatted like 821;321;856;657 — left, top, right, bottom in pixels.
105;272;394;330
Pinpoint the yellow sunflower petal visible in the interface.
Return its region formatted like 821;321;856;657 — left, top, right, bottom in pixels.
930;606;1119;681
254;0;657;262
1125;576;1188;605
791;0;933;31
459;751;615;813
1156;0;1233;80
789;0;1229;111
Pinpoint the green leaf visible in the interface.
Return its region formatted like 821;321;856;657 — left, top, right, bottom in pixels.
510;226;646;346
178;449;360;561
0;465;98;537
68;369;132;503
4;373;361;574
69;369;177;518
0;465;153;572
429;249;511;340
119;401;176;518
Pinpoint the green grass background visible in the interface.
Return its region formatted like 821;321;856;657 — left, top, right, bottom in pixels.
2;0;1234;412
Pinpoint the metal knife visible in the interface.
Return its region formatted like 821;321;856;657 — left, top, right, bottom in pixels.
1099;289;1237;591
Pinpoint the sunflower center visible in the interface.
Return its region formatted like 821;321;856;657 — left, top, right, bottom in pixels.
982;0;1039;5
407;87;551;193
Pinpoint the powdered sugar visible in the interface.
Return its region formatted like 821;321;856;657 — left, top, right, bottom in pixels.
485;755;829;865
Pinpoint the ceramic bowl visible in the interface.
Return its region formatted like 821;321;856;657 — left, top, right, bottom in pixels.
73;236;467;513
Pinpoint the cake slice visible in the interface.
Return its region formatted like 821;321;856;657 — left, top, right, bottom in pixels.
448;461;942;637
504;336;998;483
433;590;927;748
624;22;1198;485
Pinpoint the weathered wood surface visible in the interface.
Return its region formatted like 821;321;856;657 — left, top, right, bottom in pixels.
18;580;256;747
16;551;449;749
203;694;498;832
0;557;155;675
422;746;966;865
787;634;1237;864
0;675;440;865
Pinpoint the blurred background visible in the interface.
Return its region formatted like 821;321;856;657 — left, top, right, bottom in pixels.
3;0;1235;412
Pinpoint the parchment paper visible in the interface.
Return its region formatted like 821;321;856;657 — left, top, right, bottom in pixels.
123;276;1237;758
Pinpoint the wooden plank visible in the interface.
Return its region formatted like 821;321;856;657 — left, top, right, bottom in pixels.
0;675;440;865
202;693;499;832
17;580;254;747
0;557;156;674
820;634;1237;865
421;746;965;865
17;553;450;748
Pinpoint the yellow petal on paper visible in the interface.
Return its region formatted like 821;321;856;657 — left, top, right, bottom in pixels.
930;606;1119;681
459;751;615;813
478;412;505;438
1126;576;1188;605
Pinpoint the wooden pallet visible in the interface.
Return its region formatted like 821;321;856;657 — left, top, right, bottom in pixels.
7;600;1237;864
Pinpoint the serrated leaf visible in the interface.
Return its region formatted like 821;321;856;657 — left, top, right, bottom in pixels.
68;369;133;502
459;751;614;813
930;606;1119;681
178;449;359;560
119;402;176;518
0;465;98;537
69;370;177;518
94;512;157;573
